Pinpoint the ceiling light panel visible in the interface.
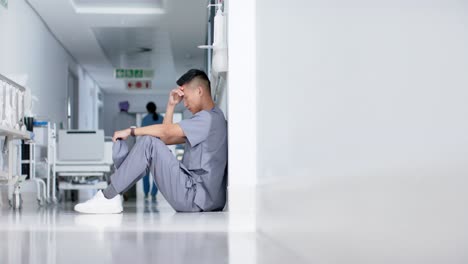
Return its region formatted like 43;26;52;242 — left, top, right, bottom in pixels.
72;0;165;14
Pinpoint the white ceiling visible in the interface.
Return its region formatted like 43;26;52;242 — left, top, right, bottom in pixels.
27;0;209;94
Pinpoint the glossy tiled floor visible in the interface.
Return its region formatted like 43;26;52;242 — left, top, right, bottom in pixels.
0;194;307;264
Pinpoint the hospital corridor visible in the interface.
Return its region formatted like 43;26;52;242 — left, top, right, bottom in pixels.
2;0;468;263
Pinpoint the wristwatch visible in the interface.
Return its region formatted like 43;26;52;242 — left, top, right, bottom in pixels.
130;126;136;137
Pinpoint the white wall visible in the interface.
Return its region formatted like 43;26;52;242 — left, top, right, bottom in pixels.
226;0;257;224
255;0;468;262
0;1;100;129
0;0;71;126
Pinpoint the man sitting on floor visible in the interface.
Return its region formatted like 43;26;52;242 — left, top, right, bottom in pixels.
74;69;228;213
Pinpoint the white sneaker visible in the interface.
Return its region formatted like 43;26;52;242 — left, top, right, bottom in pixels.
74;190;123;214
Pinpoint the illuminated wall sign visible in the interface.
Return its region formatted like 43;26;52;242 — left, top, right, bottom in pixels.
126;80;152;90
115;69;154;79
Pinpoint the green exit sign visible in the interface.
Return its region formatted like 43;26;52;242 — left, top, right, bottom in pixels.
1;0;7;8
115;69;154;79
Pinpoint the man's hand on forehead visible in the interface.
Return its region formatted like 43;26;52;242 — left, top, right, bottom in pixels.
176;86;185;96
168;86;185;106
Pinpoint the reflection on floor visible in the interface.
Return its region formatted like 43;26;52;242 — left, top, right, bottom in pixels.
0;196;307;264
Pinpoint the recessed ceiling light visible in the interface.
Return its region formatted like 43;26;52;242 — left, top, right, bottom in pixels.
76;7;165;15
72;0;165;14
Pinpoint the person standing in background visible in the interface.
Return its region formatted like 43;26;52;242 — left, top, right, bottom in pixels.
141;102;163;201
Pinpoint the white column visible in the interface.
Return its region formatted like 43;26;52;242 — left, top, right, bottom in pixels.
226;0;257;230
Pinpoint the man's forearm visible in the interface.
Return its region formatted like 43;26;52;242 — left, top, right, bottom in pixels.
133;123;185;145
134;124;170;138
163;104;175;124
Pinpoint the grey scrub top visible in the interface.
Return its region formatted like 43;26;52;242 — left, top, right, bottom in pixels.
179;106;227;211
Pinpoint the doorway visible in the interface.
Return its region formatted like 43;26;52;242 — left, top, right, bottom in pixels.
67;70;79;129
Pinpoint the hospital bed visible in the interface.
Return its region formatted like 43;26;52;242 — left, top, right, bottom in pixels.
0;73;35;209
55;130;113;199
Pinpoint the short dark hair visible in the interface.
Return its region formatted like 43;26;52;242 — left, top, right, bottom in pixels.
176;69;211;93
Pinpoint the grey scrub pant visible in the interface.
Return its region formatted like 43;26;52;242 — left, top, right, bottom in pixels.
104;136;201;212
